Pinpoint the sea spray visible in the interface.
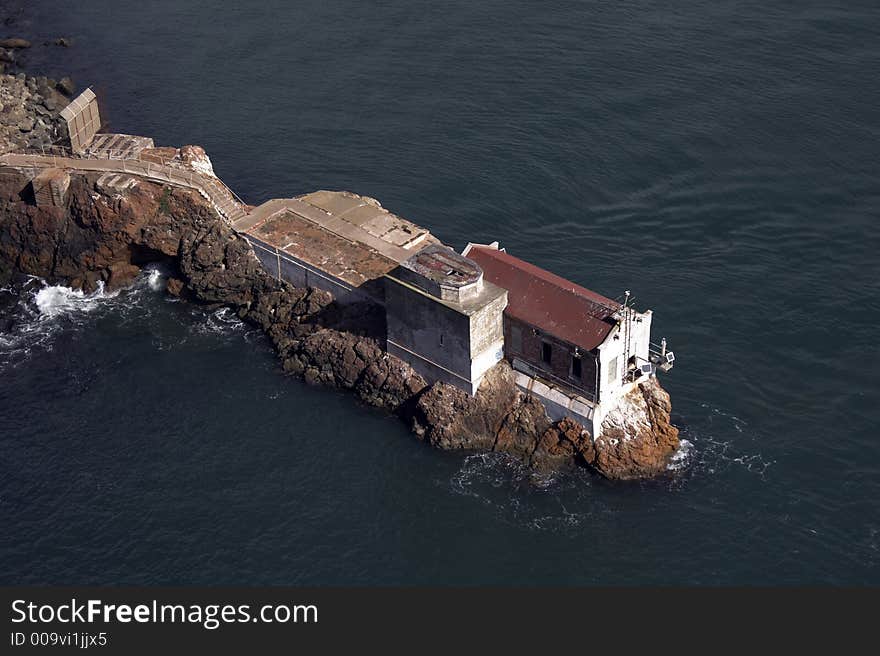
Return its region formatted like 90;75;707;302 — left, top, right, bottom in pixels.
34;281;116;319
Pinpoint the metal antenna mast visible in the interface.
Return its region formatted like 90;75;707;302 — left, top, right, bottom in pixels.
622;290;632;384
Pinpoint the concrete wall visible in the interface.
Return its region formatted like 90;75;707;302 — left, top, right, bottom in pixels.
385;276;476;392
385;276;506;395
32;169;70;208
513;368;596;426
60;89;101;154
468;290;507;384
244;235;379;306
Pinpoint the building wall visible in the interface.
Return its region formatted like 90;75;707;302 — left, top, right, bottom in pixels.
385;276;476;392
385;277;507;394
468;290;507;384
596;308;653;405
631;309;653;368
503;315;599;402
244;234;379;306
597;328;624;403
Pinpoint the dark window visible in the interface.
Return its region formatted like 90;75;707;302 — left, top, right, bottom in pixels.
571;355;582;379
541;341;552;365
510;325;522;354
439;333;444;346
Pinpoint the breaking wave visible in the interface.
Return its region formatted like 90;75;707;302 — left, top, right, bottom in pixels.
192;307;249;337
666;439;693;472
33;281;118;319
0;266;253;371
0;277;122;371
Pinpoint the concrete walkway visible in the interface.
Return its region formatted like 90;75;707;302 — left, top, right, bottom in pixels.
1;150;429;267
0;152;247;224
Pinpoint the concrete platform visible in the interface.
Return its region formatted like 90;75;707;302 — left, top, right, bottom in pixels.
234;190;441;297
246;209;398;288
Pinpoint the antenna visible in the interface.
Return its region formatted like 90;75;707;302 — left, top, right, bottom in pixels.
622;290;632;385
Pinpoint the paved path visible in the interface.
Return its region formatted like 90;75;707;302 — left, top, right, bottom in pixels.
0;152;248;224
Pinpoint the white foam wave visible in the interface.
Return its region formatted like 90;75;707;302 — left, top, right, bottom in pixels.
192;307;248;337
0;271;168;370
146;267;165;292
34;281;118;319
667;439;693;472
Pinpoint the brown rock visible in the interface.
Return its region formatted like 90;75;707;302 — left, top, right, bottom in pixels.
0;38;30;49
585;378;680;480
106;261;141;290
166;277;185;297
55;77;75;97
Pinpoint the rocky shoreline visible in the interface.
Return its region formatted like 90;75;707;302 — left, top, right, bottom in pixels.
0;16;75;155
0;59;681;480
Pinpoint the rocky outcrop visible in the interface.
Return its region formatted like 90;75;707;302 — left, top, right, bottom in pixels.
0;156;680;479
590;378;680;479
0;72;70;155
0;82;680;479
411;361;679;478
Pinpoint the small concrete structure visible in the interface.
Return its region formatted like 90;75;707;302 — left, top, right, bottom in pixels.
385;245;507;394
85;133;154;160
32;168;70;208
59;88;101;154
96;172;139;196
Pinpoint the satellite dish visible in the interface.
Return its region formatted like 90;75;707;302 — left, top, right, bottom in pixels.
640;363;654;376
665;351;675;364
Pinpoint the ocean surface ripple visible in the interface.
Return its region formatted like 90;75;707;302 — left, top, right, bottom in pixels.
1;0;878;584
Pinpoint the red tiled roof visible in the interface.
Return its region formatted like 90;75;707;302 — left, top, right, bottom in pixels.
467;245;620;351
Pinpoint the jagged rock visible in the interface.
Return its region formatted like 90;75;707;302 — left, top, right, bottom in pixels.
0;72;66;154
179;145;216;177
106;261;141;290
56;76;75;97
53;38;70;48
166;277;185;296
590;378;680;479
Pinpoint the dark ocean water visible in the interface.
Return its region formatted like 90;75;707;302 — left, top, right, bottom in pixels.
2;0;878;584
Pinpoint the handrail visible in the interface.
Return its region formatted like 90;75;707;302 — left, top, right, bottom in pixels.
1;150;247;224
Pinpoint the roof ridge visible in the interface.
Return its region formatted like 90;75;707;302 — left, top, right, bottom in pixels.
468;244;620;310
